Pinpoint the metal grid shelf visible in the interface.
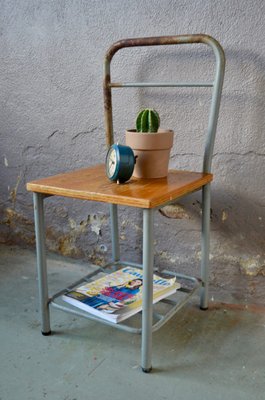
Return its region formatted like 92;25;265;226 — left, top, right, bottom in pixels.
49;262;202;334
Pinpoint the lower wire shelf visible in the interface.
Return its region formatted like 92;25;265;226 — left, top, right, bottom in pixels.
49;261;202;334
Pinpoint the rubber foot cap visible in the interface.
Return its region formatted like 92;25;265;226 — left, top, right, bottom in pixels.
200;306;208;311
142;367;152;373
42;330;52;336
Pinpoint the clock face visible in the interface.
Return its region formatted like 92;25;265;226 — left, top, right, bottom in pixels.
107;148;117;178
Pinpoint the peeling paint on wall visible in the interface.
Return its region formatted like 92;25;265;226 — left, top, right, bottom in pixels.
158;250;178;265
46;213;109;258
88;214;108;236
0;208;35;246
9;175;22;208
0;207;110;263
121;219;142;233
239;257;265;277
159;203;190;219
221;210;228;222
85;246;107;266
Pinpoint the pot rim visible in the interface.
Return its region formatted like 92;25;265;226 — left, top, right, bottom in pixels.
126;129;174;151
126;128;174;134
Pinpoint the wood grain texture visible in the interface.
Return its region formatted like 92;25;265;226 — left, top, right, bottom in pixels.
27;164;213;209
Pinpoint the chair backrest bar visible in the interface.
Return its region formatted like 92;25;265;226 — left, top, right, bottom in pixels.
103;34;225;173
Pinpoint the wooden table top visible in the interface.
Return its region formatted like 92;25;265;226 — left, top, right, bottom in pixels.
27;164;213;209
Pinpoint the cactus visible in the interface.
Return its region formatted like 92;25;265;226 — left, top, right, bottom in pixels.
136;108;160;133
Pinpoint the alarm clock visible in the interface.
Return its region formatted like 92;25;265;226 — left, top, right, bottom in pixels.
105;144;136;184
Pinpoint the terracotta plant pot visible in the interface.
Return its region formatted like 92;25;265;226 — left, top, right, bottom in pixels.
125;129;174;179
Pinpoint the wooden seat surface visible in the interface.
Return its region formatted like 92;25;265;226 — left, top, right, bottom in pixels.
27;164;212;209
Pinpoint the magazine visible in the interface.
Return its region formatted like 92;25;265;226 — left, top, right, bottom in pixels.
62;267;180;323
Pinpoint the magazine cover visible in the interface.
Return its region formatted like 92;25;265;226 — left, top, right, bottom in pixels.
62;267;180;323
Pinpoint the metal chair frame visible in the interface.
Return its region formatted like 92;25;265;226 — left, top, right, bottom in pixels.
32;34;225;373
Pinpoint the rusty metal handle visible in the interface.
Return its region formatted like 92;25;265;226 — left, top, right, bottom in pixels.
103;34;225;173
105;34;222;61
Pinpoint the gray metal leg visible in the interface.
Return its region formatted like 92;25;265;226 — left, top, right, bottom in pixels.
200;183;211;310
141;208;154;372
33;193;51;335
109;204;120;262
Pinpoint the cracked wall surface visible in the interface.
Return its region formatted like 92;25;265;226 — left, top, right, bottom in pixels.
0;0;264;299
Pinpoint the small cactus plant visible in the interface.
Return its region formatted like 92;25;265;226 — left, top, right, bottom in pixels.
136;108;160;133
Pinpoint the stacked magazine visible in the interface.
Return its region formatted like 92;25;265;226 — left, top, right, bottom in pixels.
62;267;180;323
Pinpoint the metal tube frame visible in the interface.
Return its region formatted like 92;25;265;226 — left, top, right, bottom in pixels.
141;208;154;372
109;204;120;262
200;183;211;309
103;34;225;368
33;192;51;335
103;34;225;166
32;190;204;371
32;35;224;373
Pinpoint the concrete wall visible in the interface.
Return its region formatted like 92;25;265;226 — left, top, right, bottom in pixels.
1;1;264;293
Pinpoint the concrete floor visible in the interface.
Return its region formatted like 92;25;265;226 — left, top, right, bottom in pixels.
0;244;264;400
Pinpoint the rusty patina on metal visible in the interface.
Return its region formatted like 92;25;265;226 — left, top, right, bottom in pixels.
103;34;225;152
105;34;217;61
103;72;113;147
